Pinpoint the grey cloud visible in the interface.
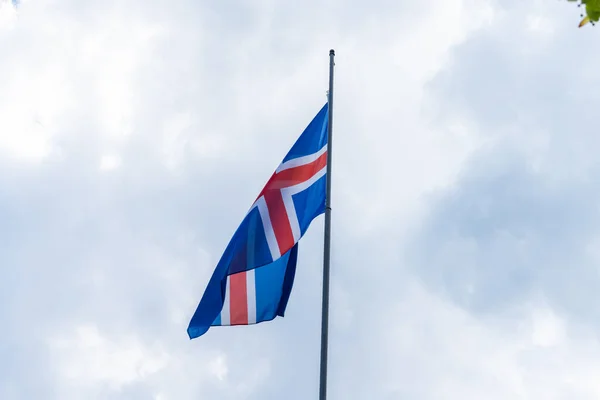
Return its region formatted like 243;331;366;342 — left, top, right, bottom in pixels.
409;150;600;317
409;0;600;335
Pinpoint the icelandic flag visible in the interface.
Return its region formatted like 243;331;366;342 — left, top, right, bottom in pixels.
187;103;329;339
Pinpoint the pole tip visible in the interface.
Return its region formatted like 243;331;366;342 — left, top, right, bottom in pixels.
329;49;335;56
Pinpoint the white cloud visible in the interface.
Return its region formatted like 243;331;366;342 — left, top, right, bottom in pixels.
99;154;121;171
48;325;169;390
0;1;17;29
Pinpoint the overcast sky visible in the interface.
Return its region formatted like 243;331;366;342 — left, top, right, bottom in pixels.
2;0;600;399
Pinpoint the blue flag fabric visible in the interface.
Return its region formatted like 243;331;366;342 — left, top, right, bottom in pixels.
188;103;329;339
211;244;298;327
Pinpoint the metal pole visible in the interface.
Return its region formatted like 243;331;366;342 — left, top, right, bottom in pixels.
319;49;335;400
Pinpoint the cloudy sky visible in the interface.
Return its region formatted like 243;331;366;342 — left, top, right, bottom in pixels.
2;0;600;398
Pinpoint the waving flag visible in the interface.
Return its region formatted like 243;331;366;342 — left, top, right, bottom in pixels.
188;103;329;339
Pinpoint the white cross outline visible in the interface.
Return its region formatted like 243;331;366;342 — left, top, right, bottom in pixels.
250;145;327;261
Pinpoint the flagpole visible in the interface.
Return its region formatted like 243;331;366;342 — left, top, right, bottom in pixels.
319;49;335;400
